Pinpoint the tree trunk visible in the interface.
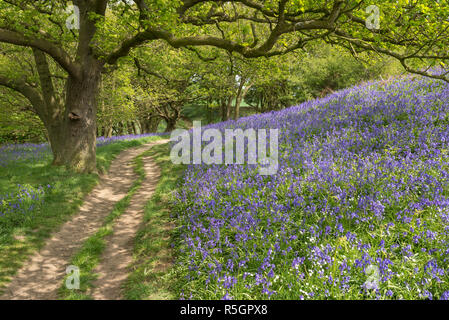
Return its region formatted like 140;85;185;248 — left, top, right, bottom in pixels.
46;120;67;165
164;118;177;132
221;99;226;121
139;115;160;133
0;1;109;174
234;82;253;120
221;97;233;121
61;61;101;173
149;117;161;132
132;121;140;135
127;121;134;135
226;97;232;120
234;96;242;120
139;120;148;133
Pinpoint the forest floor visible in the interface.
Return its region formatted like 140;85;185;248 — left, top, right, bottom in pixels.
0;139;168;300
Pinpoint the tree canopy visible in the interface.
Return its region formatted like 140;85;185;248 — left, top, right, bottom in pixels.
0;0;448;172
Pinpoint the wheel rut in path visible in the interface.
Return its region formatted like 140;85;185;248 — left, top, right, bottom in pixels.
0;140;167;300
89;145;164;299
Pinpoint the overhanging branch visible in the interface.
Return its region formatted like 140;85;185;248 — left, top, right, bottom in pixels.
0;28;81;79
0;73;45;113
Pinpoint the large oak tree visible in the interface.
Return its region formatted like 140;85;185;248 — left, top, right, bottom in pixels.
0;0;448;172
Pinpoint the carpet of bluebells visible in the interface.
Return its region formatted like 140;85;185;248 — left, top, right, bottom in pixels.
0;143;51;168
96;133;168;148
0;184;51;227
173;76;449;300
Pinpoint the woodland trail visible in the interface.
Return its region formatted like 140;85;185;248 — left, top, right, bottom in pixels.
0;139;168;300
89;153;162;299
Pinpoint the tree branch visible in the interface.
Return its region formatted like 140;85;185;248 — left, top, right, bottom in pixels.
0;28;81;79
133;57;170;83
0;73;45;116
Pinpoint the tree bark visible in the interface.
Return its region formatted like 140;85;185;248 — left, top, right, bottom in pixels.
221;96;233;121
139;115;160;133
226;97;232;121
234;78;253;120
132;121;139;135
164;118;177;132
139;120;148;133
106;126;113;137
30;48;67;166
62;58;101;173
148;117;161;133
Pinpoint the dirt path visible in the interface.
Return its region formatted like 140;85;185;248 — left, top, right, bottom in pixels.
89;153;161;300
0;140;167;300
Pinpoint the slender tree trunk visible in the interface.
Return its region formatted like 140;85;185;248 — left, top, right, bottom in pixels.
118;122;126;135
234;82;253;120
106;126;113;137
127;121;135;135
221;97;233;121
226;96;232;120
234;78;245;120
30;48;67;166
139;120;148;133
234;96;242;120
221;99;226;121
132;121;140;135
0;1;109;174
208;99;213;123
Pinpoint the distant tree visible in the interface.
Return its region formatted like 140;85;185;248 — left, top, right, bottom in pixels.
132;43;206;131
97;66;137;137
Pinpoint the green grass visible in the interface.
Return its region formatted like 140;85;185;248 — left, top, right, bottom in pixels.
122;143;185;300
0;136;161;292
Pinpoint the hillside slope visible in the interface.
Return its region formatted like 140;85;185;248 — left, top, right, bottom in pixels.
173;75;449;300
